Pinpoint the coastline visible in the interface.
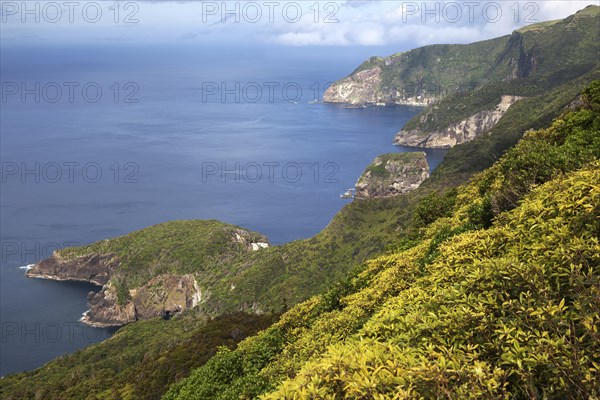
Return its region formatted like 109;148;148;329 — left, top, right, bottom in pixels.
25;270;114;327
80;311;123;328
26;272;104;287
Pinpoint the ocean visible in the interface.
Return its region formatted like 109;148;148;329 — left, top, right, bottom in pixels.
0;43;447;376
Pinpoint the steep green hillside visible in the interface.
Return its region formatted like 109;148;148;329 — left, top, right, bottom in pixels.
163;82;600;399
0;312;277;400
60;219;267;293
325;5;599;148
201;69;599;315
428;66;600;183
25;7;600;324
3;10;599;398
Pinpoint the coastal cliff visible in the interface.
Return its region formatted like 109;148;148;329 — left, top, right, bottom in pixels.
27;252;118;286
322;34;513;107
322;65;437;106
2;8;599;399
355;152;429;199
394;95;524;148
83;274;202;327
26;220;269;327
324;6;599;150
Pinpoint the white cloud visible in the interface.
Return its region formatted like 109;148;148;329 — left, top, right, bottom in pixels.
537;1;596;20
0;1;597;47
267;0;598;47
350;24;386;45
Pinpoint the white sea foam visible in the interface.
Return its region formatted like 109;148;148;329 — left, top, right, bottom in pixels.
19;264;35;271
79;310;90;322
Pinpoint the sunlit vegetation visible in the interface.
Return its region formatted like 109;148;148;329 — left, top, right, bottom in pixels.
2;10;599;397
163;81;600;400
399;6;599;135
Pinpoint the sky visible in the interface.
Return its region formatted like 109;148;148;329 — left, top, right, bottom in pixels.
0;0;597;50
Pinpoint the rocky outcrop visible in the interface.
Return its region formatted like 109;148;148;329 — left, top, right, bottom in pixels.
26;252;119;286
394;95;524;148
505;31;537;81
133;274;202;320
323;65;438;106
83;274;202;327
323;66;384;106
233;228;269;251
83;284;136;327
355;153;429;199
26;222;268;327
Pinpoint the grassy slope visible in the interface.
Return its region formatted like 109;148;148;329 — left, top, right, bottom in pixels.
429;66;600;185
400;5;599;134
361;152;425;179
260;163;599;399
28;7;600;318
211;68;600;316
59;219;267;305
0;312;278;400
353;35;512;90
2;61;595;400
163;81;600;400
2;10;599;397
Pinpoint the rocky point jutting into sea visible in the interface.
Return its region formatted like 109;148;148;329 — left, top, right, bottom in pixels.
354;152;430;199
26;223;270;327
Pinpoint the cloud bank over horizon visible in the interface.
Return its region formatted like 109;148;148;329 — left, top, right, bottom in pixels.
1;0;597;49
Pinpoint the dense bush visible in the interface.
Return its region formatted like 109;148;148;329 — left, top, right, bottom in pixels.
263;164;599;399
0;313;277;400
411;188;458;228
4;34;599;400
164;81;600;400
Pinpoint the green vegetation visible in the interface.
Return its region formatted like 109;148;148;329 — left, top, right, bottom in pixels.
2;9;599;399
404;6;600;132
343;6;599;142
30;7;599;321
411;188;458;228
380;36;512;98
60;220;266;292
362;152;424;179
428;66;600;185
163;81;600;400
57;220;283;309
352;56;384;74
0;312;277;400
400;5;599;135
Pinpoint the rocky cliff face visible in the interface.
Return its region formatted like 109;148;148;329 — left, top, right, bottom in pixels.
83;284;136;327
26;223;267;327
325;7;599;152
27;252;119;286
83;274;202;327
323;65;437;106
355;153;429;199
394;95;523;148
323;66;384;105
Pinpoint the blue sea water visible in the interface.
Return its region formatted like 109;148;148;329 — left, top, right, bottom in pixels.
0;43;447;376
